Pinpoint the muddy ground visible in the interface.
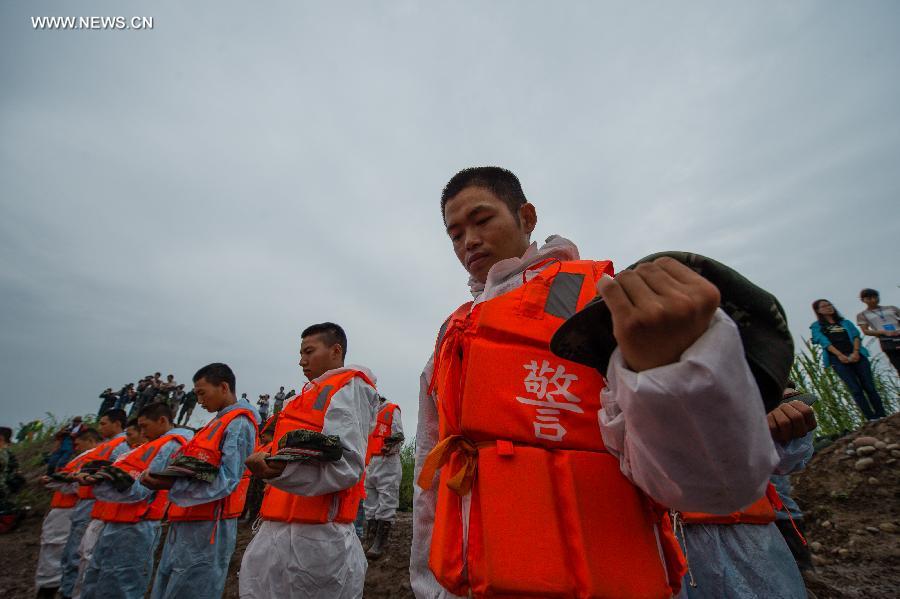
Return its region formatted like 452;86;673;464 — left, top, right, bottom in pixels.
3;414;899;598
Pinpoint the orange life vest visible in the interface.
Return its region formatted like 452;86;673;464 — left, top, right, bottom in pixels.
365;403;400;464
419;259;686;599
91;432;187;523
75;436;130;501
167;407;258;522
259;369;375;524
49;446;113;509
679;482;780;525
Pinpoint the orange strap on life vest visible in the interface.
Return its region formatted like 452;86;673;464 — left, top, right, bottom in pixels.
167;407;258;523
259;369;375;525
679;482;780;525
416;435;477;496
425;259;685;599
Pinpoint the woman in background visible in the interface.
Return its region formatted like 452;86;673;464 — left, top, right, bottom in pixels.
810;299;886;420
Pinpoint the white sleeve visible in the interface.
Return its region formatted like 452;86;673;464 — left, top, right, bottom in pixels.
773;432;815;476
391;409;405;437
268;377;378;495
598;308;779;514
410;356;466;599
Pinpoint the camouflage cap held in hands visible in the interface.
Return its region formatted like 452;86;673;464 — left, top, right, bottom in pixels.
549;251;793;413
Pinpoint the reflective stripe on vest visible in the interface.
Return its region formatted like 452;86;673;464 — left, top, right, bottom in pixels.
259;369;375;524
74;437;129;500
679;482;780;525
167;407;258;522
366;403;400;464
91;433;187;523
421;259;686;599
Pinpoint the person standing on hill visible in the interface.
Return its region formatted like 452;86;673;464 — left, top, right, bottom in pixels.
257;394;270;422
177;389;198;425
273;386;287;415
363;395;404;560
97;389;118;417
811;299;886;420
857;288;900;375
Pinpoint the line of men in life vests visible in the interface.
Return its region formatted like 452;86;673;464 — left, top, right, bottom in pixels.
33;362;260;599
33;329;405;599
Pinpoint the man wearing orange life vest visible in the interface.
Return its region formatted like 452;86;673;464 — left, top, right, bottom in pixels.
80;402;193;599
239;322;379;599
363;395;404;560
410;167;781;598
142;362;259;599
35;427;103;599
56;409;130;599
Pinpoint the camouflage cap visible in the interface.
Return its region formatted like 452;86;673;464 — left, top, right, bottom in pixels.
157;456;220;484
549;251;793;412
265;429;343;464
80;459;113;475
92;465;137;492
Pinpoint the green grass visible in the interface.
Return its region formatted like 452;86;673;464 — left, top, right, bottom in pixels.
790;338;899;439
399;440;415;512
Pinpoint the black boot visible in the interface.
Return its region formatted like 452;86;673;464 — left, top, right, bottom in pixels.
366;520;392;560
36;587;58;599
363;519;379;552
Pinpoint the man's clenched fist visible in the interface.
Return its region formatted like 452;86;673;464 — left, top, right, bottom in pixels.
768;400;817;444
596;257;721;372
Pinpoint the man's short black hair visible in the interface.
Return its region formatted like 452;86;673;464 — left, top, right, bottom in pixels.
76;428;103;443
301;322;348;358
126;418;139;429
860;288;879;299
0;427;11;443
440;166;528;224
193;363;236;394
138;402;173;423
102;409;127;428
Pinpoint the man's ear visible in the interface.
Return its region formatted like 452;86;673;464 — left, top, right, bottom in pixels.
520;202;537;236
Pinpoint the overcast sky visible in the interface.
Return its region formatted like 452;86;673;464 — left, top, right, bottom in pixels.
1;1;898;432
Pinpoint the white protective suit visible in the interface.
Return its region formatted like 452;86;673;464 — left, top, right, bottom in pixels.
34;503;73;590
239;366;379;599
679;433;814;598
364;402;404;521
409;236;780;598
